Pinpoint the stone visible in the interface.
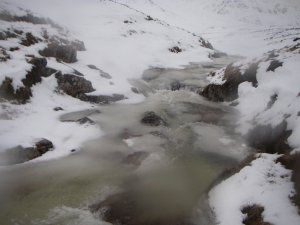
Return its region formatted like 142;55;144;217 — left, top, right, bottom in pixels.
266;60;283;72
169;46;182;53
77;117;94;125
0;139;54;165
53;107;64;111
40;43;77;63
55;73;95;97
141;111;167;126
20;32;41;46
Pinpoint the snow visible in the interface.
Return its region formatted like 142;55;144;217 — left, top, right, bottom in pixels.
0;76;102;161
209;153;300;225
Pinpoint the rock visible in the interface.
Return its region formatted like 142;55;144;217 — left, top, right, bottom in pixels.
122;151;150;167
23;57;47;87
0;77;32;103
100;71;112;79
89;190;192;225
246;120;291;154
77;117;94;125
87;64;100;70
72;69;84;76
71;40;86;51
266;60;283;72
35;138;54;154
145;15;154;21
170;81;183;91
55;73;95;97
210;51;227;58
131;87;139;94
0;48;10;62
293;37;300;42
169;46;182;53
54;107;63;111
241;205;272;225
201;63;258;102
40;43;77;63
80;93;125;104
0;139;54;165
20;32;41;46
9;47;20;51
199;37;214;50
141;111;167;126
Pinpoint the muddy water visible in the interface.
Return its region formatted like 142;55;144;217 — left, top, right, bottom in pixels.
0;56;248;225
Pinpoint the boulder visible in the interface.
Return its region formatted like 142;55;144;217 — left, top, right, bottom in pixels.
141;111;167;126
40;43;77;63
0;139;54;165
55;73;95;97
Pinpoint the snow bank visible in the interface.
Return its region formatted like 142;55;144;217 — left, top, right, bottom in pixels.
209;153;300;225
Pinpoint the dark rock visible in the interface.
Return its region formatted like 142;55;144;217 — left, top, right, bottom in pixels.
22;57;47;87
145;15;154;21
0;48;10;62
0;77;32;103
100;71;112;79
0;12;63;31
80;93;125;104
71;40;86;51
72;69;84;76
0;139;53;165
77;117;94;125
40;43;77;63
266;60;283;72
35;138;54;155
202;62;258;102
55;73;95;97
20;32;41;46
201;64;242;102
246;120;291;154
199;37;214;50
53;107;63;111
9;47;20;51
141;111;167;126
131;87;139;94
87;64;100;70
170;81;183;91
210;51;227;58
243;62;259;87
293;37;300;42
122;151;150;167
89;190;192;225
44;67;58;77
70;149;76;153
241;205;272;225
169;46;182;53
266;94;278;110
277;154;300;212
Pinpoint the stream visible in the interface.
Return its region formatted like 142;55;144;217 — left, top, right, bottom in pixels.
0;55;249;225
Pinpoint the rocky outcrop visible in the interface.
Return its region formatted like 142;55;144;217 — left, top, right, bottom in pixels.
201;62;259;102
0;139;54;165
20;32;42;47
141;111;167;126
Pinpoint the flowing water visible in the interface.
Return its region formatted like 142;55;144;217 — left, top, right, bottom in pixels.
0;55;249;225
